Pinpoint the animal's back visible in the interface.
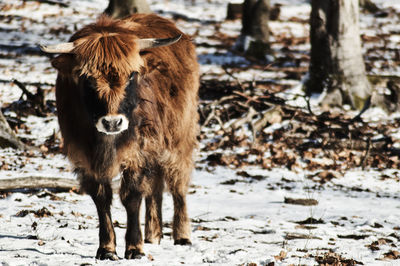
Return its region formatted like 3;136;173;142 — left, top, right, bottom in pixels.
124;14;199;154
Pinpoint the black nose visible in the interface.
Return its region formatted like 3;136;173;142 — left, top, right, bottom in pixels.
96;115;128;135
101;118;110;130
101;117;123;132
116;117;123;126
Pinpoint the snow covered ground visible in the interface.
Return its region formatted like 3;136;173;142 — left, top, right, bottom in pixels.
1;0;400;265
1;166;399;265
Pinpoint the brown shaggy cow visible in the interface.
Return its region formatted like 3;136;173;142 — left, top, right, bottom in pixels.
41;14;199;260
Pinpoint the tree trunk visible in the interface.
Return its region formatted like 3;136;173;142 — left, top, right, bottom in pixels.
235;0;270;60
0;110;26;149
306;0;371;109
105;0;151;19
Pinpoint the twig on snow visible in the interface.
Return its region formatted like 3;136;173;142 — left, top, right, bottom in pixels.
351;95;371;122
24;0;69;8
13;79;35;100
360;138;371;170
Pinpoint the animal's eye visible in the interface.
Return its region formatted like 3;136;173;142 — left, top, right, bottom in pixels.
82;75;96;89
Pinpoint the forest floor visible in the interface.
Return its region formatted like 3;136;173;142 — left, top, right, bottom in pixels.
1;0;400;265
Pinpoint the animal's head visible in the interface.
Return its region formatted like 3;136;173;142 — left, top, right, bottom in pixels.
41;16;181;135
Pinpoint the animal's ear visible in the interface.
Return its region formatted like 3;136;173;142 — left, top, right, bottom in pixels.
51;54;76;74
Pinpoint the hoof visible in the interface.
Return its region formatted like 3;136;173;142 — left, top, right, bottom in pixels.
144;238;161;244
96;247;118;260
125;249;145;260
174;238;192;245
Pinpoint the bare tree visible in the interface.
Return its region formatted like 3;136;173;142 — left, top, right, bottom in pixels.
306;0;371;109
235;0;270;60
105;0;151;19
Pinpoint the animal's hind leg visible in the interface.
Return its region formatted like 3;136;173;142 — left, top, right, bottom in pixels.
120;169;145;259
171;188;191;245
79;174;118;260
166;172;192;245
144;177;164;244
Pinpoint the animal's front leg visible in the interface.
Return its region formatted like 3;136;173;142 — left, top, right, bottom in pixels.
80;176;118;260
145;187;163;244
120;170;145;259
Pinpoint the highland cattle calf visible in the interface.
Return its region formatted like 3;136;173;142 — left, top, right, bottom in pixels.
41;14;199;260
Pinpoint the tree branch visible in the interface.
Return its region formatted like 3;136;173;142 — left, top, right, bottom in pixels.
0;177;120;193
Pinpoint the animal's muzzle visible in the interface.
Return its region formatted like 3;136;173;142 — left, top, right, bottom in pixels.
96;115;129;135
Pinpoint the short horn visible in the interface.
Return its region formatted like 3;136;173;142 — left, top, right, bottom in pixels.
137;34;182;50
39;42;75;53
